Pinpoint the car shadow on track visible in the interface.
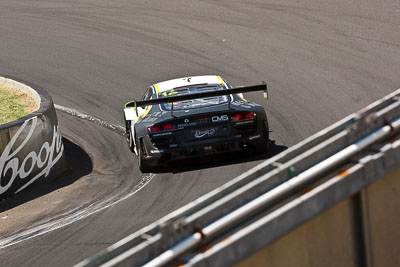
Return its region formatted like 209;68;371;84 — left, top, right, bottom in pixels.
0;137;92;212
154;139;288;174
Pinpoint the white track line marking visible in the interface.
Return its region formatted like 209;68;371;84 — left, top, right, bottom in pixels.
0;173;155;249
0;104;156;249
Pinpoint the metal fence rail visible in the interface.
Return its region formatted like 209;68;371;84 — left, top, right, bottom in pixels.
76;88;400;267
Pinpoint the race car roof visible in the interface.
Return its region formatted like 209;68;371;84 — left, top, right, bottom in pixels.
153;75;225;95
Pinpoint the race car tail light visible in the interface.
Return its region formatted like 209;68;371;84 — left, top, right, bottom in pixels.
231;112;256;122
163;123;173;130
150;125;161;132
147;123;177;134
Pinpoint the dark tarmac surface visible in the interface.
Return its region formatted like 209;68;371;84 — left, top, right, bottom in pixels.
0;0;399;266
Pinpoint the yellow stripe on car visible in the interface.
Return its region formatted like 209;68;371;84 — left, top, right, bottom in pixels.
137;105;152;121
154;84;160;95
217;76;225;86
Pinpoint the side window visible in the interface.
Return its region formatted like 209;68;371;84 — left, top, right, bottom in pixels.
142;87;152;100
223;78;232;89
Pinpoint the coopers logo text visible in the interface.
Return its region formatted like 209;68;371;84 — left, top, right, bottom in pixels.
0;117;64;195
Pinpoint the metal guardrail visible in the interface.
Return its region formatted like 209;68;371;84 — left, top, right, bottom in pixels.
76;88;400;267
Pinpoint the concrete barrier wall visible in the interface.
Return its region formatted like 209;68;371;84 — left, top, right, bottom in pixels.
360;169;400;267
0;77;67;198
236;167;400;267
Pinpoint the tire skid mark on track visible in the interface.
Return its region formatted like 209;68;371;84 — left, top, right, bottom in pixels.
0;173;155;249
54;104;126;136
0;104;155;249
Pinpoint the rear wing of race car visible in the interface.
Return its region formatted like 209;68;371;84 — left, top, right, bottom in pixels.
125;83;268;112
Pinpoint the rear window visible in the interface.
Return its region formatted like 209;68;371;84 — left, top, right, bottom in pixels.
160;84;229;110
159;84;222;97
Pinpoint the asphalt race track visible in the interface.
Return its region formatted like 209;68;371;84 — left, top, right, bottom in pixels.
0;1;399;266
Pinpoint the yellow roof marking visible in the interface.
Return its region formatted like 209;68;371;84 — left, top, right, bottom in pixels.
217;76;225;86
154;84;160;95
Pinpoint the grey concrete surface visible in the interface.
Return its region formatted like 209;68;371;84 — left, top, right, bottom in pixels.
0;0;399;266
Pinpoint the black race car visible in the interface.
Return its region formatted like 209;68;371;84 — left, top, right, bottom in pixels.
123;75;269;172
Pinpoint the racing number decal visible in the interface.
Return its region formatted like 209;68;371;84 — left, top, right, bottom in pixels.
161;90;178;97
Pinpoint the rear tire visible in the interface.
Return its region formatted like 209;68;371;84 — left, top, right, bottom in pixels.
138;148;152;173
126;121;135;153
254;121;269;155
136;137;152;173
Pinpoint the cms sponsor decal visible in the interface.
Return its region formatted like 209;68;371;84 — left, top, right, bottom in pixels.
211;115;228;123
0;117;64;195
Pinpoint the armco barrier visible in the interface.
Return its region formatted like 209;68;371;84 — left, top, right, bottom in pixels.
76;87;400;267
0;77;67;198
